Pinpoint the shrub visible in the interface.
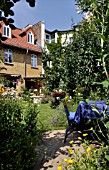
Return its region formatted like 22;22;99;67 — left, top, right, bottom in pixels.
0;99;42;170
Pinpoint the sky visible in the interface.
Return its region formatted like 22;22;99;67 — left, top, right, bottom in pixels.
12;0;83;31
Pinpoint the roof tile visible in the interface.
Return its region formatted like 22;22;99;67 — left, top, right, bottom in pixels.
0;22;42;53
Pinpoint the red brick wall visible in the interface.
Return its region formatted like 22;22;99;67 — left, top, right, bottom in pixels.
32;22;42;45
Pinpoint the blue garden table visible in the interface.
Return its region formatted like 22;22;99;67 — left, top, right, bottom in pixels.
64;100;109;143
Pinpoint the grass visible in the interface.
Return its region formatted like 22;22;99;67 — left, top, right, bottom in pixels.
36;101;78;131
36;102;68;131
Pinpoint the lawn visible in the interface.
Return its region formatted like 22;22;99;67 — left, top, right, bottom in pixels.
36;100;78;131
36;102;68;131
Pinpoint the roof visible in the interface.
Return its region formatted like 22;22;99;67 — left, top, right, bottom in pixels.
0;21;42;53
45;24;80;34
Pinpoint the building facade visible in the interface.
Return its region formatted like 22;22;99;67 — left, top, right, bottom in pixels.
0;20;79;92
0;21;44;92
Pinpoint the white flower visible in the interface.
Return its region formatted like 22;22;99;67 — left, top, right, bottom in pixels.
34;89;38;92
83;11;92;21
70;96;72;99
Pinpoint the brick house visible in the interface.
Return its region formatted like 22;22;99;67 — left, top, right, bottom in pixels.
0;21;44;92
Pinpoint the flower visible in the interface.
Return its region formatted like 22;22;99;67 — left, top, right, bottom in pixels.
78;137;82;140
69;140;74;144
87;153;90;157
83;133;88;137
68;159;74;164
52;91;66;98
76;147;79;151
90;127;93;130
69;149;73;155
86;147;91;152
83;11;92;21
64;158;68;162
57;164;62;170
82;143;86;147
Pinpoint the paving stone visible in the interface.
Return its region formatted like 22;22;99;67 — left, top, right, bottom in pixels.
34;130;83;170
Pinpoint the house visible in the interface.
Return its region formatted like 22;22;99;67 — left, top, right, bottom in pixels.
0;19;79;92
32;21;79;46
0;21;44;92
33;21;79;68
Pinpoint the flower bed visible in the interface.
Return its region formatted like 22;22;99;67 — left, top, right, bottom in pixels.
52;91;66;99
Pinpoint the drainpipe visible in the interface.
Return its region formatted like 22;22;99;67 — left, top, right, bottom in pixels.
24;48;28;88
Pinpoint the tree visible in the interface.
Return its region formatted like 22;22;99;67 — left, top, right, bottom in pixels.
62;19;104;96
75;0;109;91
43;34;65;91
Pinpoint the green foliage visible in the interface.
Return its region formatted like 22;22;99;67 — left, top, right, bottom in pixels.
59;139;109;170
0;99;42;170
43;40;65;91
75;0;109;86
43;0;109;98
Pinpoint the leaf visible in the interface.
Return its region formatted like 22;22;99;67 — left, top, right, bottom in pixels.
101;80;109;88
95;18;101;25
9;10;14;16
103;54;109;59
99;34;106;41
96;59;101;62
91;106;100;115
93;82;101;85
105;155;109;161
106;9;109;19
105;121;109;129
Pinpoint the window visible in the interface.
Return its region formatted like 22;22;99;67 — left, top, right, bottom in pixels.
47;61;52;68
46;34;50;42
69;37;73;43
3;25;11;38
4;49;13;64
31;55;37;68
51;34;55;42
28;31;34;44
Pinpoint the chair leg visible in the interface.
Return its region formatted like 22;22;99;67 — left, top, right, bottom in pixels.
64;124;74;143
64;129;68;143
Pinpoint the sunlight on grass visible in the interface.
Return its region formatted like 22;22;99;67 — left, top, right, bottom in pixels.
37;103;67;131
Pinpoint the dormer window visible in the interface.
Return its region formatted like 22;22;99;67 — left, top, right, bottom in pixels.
28;31;34;44
3;25;11;38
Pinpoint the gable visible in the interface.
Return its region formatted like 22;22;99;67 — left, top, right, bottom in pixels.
0;21;42;53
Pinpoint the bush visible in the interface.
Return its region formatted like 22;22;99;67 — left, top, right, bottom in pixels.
0;99;42;170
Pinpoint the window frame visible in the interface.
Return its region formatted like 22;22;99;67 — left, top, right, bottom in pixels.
4;49;13;64
28;31;34;44
69;37;73;43
3;25;11;38
31;55;37;68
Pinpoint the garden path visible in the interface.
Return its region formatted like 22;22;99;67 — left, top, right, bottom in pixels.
34;130;84;170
